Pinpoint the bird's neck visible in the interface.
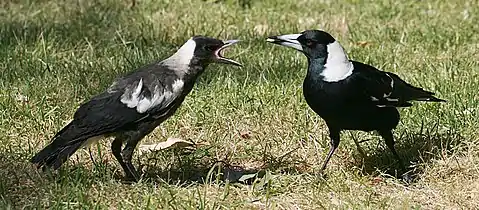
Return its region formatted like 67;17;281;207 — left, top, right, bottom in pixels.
307;41;354;82
306;57;328;82
160;39;208;77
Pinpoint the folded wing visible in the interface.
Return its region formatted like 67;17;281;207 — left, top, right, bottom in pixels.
353;61;445;108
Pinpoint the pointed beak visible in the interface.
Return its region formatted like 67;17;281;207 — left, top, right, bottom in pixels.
266;34;303;52
214;40;242;67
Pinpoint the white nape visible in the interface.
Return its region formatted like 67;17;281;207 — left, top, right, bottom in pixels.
161;38;196;75
321;41;354;82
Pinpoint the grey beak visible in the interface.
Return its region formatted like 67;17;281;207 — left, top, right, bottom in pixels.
215;40;242;67
266;34;303;52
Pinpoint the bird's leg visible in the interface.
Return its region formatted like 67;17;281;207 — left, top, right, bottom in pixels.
320;128;341;171
121;134;143;182
378;130;411;182
349;131;366;158
378;130;405;169
111;137;134;179
120;120;161;182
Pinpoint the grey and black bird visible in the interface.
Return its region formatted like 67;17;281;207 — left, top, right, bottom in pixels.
31;36;241;181
267;30;445;177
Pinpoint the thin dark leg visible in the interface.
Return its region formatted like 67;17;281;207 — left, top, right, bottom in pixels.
120;120;161;182
121;135;142;181
111;137;135;179
378;129;411;182
378;130;405;169
320;128;341;171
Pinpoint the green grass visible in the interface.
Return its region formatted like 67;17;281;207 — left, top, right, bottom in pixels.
1;0;478;208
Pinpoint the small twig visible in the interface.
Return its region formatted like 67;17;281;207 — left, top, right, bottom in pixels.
350;132;367;158
276;145;301;163
88;147;99;169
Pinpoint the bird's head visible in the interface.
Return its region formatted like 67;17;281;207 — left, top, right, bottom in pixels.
266;30;336;59
189;36;242;67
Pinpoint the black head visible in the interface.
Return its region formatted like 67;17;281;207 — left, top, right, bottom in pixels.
266;30;336;59
189;36;241;66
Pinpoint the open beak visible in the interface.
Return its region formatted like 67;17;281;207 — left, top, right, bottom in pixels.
266;34;303;52
214;40;242;67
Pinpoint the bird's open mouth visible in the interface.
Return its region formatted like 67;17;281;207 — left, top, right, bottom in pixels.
215;40;242;66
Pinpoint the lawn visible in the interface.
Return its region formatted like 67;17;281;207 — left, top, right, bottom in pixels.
0;0;478;209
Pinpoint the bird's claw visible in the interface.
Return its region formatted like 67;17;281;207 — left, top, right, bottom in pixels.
400;171;414;185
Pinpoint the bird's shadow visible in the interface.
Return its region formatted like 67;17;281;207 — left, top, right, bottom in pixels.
131;127;464;185
348;127;465;181
130;145;311;185
133;148;266;185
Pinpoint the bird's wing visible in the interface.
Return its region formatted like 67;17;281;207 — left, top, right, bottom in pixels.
72;73;184;137
352;61;443;107
72;91;146;135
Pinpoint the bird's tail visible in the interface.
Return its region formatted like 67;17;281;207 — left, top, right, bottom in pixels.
407;88;446;103
31;122;88;170
389;74;446;103
415;95;446;103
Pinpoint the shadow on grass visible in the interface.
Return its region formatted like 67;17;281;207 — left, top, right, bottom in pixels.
135;149;262;185
349;128;465;182
202;0;253;9
133;145;310;185
0;152;117;207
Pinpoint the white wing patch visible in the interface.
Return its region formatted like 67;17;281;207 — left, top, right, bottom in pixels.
121;79;185;113
371;73;399;106
383;73;394;97
172;79;184;93
121;79;144;108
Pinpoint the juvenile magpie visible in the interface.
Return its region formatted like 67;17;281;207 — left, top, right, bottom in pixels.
267;30;445;176
31;36;241;181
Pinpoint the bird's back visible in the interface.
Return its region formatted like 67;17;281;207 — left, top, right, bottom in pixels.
303;76;399;130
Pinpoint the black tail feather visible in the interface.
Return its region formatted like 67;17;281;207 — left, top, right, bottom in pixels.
30;123;87;170
404;85;446;103
415;95;446;103
388;73;446;103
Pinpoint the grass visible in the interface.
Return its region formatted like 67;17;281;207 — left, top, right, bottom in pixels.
0;0;478;208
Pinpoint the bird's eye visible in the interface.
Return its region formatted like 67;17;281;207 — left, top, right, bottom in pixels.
204;45;216;51
305;41;314;46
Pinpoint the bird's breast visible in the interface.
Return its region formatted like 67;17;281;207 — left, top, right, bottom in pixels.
302;79;338;115
302;78;371;115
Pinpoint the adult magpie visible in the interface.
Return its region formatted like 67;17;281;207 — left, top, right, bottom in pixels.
267;30;445;176
31;36;241;181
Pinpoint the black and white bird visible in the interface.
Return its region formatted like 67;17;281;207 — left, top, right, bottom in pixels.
267;30;445;176
31;36;241;181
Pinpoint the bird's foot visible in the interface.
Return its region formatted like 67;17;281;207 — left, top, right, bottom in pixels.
400;171;414;185
124;168;142;183
356;146;367;159
121;177;138;184
315;169;329;180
